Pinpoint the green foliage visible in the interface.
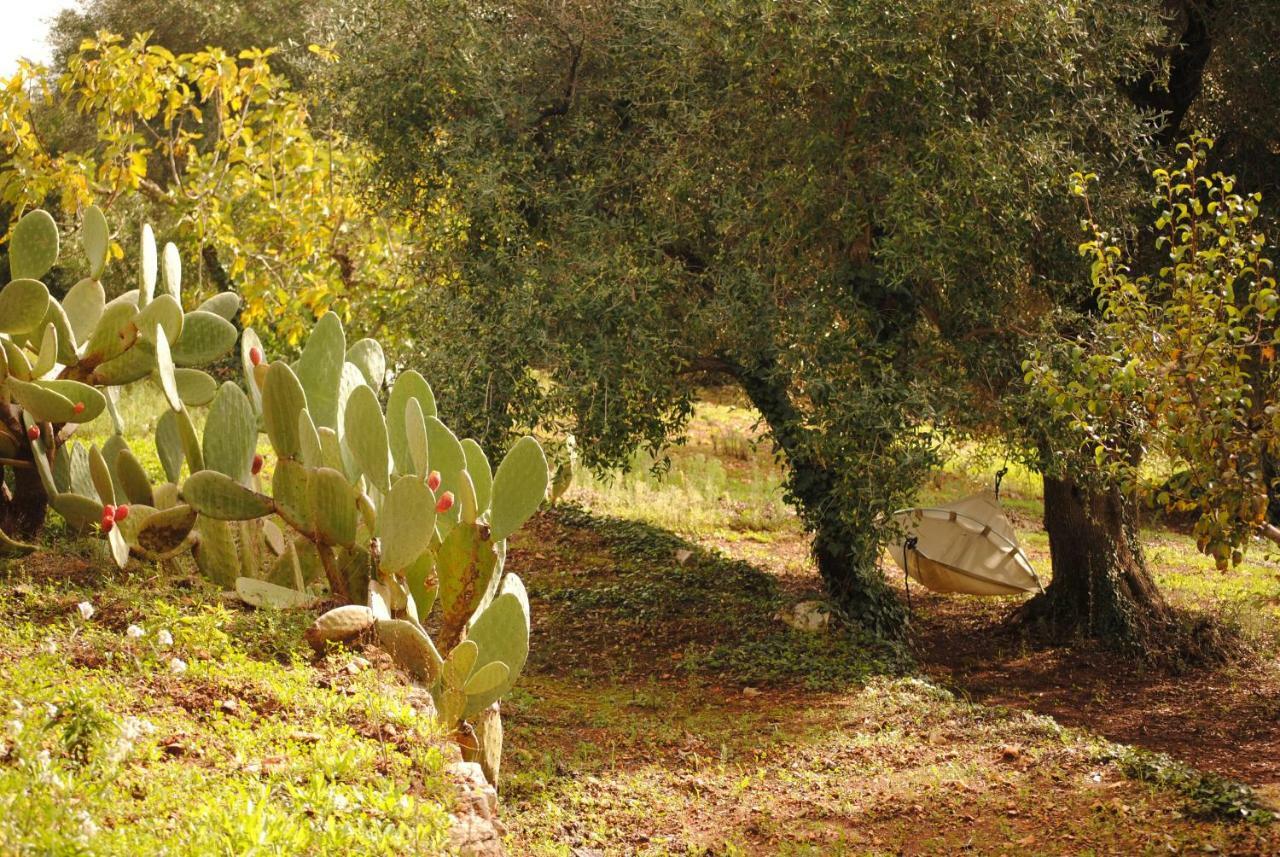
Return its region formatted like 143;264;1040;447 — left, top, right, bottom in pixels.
1026;137;1280;567
330;0;1166;630
0;33;461;349
1112;746;1274;822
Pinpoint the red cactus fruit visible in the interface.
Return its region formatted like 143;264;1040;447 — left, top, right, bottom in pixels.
101;518;114;533
102;505;116;521
73;402;86;415
427;470;441;491
249;347;263;366
252;453;264;475
27;425;40;440
114;505;129;522
435;491;455;514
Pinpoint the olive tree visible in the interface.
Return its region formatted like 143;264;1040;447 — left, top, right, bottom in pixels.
326;0;1166;633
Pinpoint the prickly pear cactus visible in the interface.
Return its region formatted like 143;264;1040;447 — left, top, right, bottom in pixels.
171;311;546;783
0;207;238;555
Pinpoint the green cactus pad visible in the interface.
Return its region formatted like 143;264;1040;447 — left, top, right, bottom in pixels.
461;439;493;512
103;289;140;312
197;291;241;320
9;209;59;281
81;301;139;368
30;323;58;377
38;299;78;364
342;384;390;491
437;523;499;642
24;416;57;496
317;426;352;479
108;522;131;568
183;470;274;520
62;278;106;347
139;224;157;305
467;704;503;785
334;361;368;441
155;410;185;482
375;619;442;682
405;397;429;478
171;311;237;366
241;327;265;412
271;459;311;530
263;362;307;458
405;550;437;624
89;444;115;506
100;433;129;490
151;481;180;510
42;380;107;423
463;661;510;699
6;377;77;423
1;338;32;381
103;386;124;434
456;469;480;525
235;577;313;610
135;293;184;346
193;516;239;587
461;573;530;714
387;370;436;473
91;343;155;386
81;205;109;279
0;278;51;336
310;466;356;547
443;640;479;689
305;604;375;651
203;382;258;484
112;502;155;544
114;446;156;506
425;416;466;523
175;408;204;472
293;312;346;429
162;242;182;299
136;504;198;555
297;408;324;468
346;338;386;391
173;368;218;406
489;436;548;541
152;325;183;412
67;443;93;498
50;492;102;532
379;476;436;573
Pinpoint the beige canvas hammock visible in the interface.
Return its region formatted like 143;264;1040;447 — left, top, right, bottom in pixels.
887;493;1043;596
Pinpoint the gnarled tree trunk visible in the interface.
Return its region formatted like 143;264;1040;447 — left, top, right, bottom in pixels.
730;354;906;636
1022;475;1175;650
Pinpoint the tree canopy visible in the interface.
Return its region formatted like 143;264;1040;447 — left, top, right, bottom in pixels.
325;0;1166;630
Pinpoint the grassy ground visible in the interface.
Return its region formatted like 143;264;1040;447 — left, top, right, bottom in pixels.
0;547;458;854
500;390;1280;854
9;384;1280;854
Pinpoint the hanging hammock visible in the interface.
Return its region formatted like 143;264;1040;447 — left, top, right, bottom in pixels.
887;492;1043;596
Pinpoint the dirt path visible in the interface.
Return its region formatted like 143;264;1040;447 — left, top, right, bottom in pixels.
909;586;1280;789
699;525;1280;795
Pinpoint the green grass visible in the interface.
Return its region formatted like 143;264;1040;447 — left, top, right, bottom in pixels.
565;398;798;540
503;505;1278;854
0;558;457;855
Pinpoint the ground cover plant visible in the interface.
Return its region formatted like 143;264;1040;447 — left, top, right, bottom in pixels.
0;553;457;854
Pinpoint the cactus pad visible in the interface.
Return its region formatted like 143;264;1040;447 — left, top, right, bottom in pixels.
9;209;59;281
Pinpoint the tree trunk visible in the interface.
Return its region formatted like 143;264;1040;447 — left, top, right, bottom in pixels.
0;464;48;541
729;355;906;636
1022;475;1176;650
